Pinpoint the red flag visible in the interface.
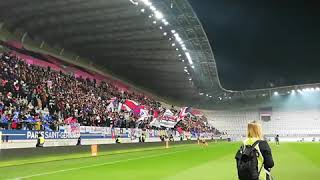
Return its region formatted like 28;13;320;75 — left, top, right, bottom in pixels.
122;99;139;111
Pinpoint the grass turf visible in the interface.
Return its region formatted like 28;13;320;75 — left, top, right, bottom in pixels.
0;142;320;179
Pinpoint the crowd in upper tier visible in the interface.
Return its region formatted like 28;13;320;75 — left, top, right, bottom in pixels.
0;52;220;135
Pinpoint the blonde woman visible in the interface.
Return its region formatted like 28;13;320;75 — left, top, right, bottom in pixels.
235;121;274;180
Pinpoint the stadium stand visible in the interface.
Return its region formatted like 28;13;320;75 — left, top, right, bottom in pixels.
207;107;320;138
0;49;219;139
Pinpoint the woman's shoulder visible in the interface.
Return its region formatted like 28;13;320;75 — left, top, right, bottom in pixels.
258;140;271;151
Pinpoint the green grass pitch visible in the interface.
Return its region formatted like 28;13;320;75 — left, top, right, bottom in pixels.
0;142;319;179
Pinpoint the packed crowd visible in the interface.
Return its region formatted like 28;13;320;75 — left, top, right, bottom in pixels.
0;52;219;135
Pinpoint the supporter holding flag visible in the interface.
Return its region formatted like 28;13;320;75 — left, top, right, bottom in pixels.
64;117;78;124
178;107;192;120
43;123;53;131
12;111;20;122
1;113;10;129
0;102;4;115
42;114;53;123
121;99;139;112
107;97;118;112
25;116;37;123
138;108;149;121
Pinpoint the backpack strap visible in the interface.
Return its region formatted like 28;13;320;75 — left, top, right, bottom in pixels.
252;140;262;148
258;162;264;176
253;140;265;177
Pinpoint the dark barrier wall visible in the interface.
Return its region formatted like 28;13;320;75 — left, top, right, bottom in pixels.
0;140;200;162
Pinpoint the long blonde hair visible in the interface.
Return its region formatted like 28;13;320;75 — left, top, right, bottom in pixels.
247;121;263;140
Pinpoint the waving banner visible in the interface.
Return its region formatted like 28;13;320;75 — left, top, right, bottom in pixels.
159;116;179;128
122;100;139;111
157;109;180;128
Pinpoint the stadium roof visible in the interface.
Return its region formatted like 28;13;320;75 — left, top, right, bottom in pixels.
0;0;228;107
3;0;319;109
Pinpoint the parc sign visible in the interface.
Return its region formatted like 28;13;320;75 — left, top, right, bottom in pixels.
1;124;81;140
26;131;79;139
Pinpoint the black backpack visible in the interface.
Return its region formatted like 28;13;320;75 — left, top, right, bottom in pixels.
235;140;263;180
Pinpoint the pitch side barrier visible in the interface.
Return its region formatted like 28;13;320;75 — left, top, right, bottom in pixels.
0;127;221;149
0;140;224;162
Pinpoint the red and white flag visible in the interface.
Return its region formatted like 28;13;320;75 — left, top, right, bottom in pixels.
121;99;139;112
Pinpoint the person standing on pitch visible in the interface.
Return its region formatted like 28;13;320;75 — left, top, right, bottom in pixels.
36;133;45;147
76;136;81;146
235;121;274;180
275;135;280;145
116;135;121;144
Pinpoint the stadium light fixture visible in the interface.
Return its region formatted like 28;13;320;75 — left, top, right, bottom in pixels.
141;0;152;6
150;5;156;11
134;0;194;73
161;19;169;26
185;52;193;65
316;87;320;91
274;91;279;96
130;0;139;5
174;33;183;43
154;10;164;19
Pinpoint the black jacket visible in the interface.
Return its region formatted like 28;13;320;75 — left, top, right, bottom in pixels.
258;140;274;180
258;141;274;170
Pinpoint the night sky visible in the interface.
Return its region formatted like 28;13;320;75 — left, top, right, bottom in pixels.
188;0;320;90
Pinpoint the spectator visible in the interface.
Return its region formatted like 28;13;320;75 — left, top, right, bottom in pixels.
0;52;219;136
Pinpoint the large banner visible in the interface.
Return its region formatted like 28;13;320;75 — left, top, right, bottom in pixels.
0;126;198;140
1;124;81;140
157;109;180;128
1;130;80;140
159;116;179;128
60;123;80;138
80;126;107;134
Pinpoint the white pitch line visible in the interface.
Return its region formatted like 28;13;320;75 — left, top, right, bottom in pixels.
9;149;189;180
